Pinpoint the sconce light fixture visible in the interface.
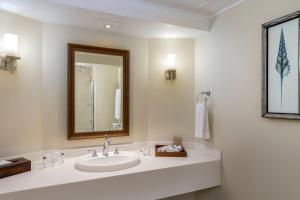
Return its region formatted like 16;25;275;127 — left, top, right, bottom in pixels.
0;33;20;73
165;53;176;81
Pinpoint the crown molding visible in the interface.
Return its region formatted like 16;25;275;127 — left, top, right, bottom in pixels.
211;0;246;18
127;0;208;18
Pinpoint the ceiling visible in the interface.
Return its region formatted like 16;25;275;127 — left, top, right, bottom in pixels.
138;0;243;17
0;0;245;38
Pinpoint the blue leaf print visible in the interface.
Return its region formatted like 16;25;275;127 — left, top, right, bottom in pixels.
275;28;290;107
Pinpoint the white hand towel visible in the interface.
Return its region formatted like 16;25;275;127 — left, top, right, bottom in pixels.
0;160;12;166
195;102;210;139
115;88;121;120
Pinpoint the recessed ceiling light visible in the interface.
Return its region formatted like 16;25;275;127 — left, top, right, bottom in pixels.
96;19;120;30
104;24;113;29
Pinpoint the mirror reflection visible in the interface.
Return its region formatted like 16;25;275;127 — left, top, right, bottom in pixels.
74;52;123;133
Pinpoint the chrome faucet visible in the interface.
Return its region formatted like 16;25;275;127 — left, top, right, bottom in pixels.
102;135;111;156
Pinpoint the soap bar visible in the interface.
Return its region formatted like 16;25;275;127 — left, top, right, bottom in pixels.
0;160;12;166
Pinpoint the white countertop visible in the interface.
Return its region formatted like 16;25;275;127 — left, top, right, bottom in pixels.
0;142;221;197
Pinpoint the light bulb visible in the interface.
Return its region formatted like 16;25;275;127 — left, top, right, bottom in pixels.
104;24;113;29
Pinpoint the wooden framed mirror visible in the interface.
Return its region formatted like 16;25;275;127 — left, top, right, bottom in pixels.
68;44;129;140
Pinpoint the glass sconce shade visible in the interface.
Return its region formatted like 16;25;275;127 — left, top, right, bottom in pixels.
3;33;18;56
167;53;175;67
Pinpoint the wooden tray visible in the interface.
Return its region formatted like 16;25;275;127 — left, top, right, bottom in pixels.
155;145;187;157
0;158;31;179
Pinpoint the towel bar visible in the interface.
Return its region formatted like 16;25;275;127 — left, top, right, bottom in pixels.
196;90;211;103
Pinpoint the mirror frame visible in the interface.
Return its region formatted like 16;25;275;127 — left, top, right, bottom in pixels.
68;43;130;140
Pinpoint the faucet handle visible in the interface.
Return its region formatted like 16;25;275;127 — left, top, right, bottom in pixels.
114;146;125;155
114;147;119;155
88;149;98;157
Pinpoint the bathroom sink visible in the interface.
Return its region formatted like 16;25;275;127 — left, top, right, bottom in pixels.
75;151;140;172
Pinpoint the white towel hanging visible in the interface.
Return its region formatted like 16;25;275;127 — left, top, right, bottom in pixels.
115;88;121;120
195;97;210;139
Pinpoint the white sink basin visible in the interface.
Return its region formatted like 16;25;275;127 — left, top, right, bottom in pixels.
75;151;140;172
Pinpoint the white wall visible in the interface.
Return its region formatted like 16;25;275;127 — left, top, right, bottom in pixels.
164;187;221;200
196;0;300;199
0;11;43;157
147;39;195;141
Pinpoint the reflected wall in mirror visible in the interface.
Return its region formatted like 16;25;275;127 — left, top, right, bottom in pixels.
68;44;129;140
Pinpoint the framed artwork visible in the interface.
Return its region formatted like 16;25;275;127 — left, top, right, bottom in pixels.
262;11;300;119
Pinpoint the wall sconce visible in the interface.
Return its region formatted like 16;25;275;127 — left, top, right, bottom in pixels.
165;53;176;81
0;33;20;73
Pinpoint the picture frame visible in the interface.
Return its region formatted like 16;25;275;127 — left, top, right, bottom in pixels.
262;11;300;119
